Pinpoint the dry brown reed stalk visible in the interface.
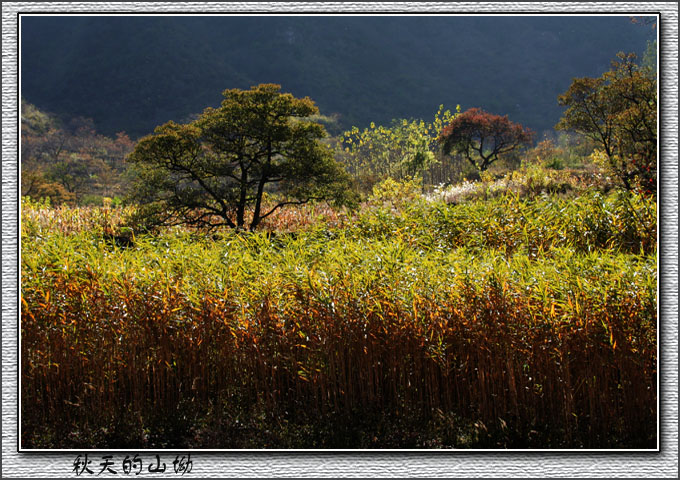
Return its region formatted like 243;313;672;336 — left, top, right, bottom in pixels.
21;264;656;448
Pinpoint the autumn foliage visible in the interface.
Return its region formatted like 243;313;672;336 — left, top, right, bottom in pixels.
557;52;657;195
21;101;134;205
21;192;657;448
20;75;657;450
439;108;534;172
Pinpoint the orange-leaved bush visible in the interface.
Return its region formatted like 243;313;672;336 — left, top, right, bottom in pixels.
438;108;534;172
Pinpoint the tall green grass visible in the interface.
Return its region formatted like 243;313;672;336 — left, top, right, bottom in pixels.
355;190;656;255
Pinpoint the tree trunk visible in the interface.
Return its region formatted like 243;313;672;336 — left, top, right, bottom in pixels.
249;140;272;231
236;163;248;229
249;176;268;231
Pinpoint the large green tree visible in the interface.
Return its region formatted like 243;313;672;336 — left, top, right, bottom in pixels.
556;52;656;195
127;84;355;231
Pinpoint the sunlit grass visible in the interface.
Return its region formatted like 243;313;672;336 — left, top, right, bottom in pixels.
20;190;657;448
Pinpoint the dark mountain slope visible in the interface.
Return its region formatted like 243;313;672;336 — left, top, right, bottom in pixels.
20;15;653;138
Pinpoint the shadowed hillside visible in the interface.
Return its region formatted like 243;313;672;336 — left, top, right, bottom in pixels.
21;15;653;137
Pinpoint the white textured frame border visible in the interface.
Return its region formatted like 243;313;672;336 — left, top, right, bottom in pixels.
2;2;677;478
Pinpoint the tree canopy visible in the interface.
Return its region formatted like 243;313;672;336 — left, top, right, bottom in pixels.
556;52;656;195
340;105;457;191
127;84;356;231
21;100;134;205
438;108;534;172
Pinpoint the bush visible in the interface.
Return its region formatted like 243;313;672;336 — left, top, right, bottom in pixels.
369;177;423;207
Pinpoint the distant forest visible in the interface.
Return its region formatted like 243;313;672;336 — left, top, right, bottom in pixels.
20;15;654;139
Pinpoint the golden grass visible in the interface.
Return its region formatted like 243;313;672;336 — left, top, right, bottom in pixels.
20;192;657;448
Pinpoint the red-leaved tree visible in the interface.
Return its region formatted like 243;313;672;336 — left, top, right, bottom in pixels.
438;108;534;172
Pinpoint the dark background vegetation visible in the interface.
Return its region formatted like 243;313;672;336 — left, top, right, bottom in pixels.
21;15;653;138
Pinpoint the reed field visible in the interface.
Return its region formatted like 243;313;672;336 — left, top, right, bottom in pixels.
20;189;657;449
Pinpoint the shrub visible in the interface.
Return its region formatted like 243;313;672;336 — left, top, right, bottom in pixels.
369;177;423;207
